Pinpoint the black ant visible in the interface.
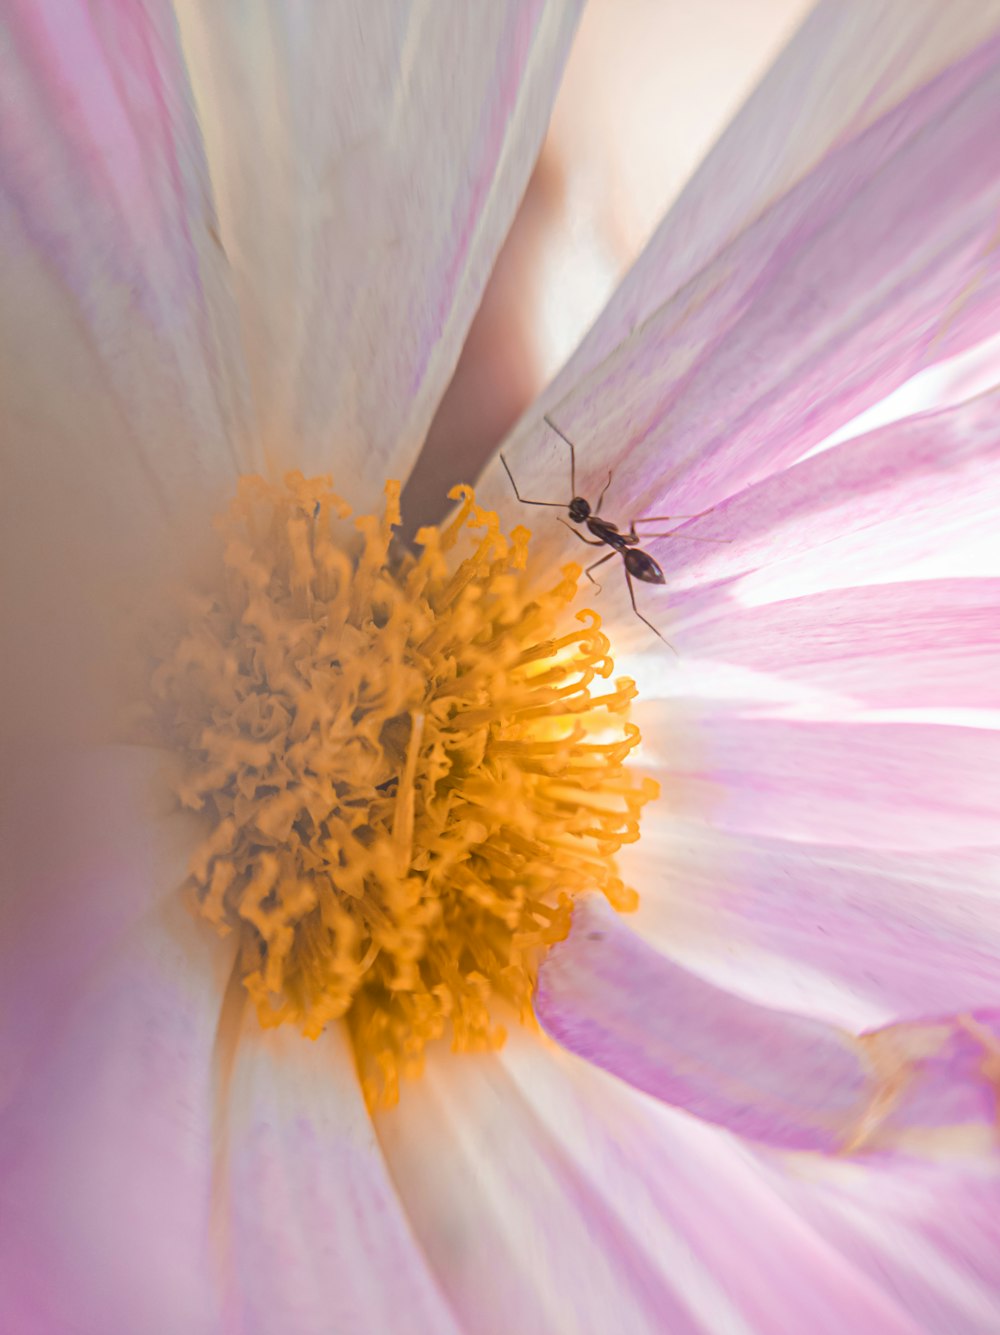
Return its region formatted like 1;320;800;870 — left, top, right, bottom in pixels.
500;416;727;647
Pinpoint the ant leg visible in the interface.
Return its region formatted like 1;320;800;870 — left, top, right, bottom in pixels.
624;566;677;655
632;507;716;523
628;507;715;538
499;453;565;507
584;550;616;592
558;517;604;546
634;531;732;543
595;469;614;515
543;415;577;496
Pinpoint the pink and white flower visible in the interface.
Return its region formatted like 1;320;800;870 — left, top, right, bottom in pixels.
2;2;1000;1332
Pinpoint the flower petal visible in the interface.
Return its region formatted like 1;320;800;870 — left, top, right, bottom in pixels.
624;819;1000;1021
678;579;1000;709
606;391;1000;666
558;0;1000;387
0;895;233;1334
219;1018;458;1335
0;744;202;1111
772;1154;1000;1335
373;1038;740;1334
658;392;1000;604
174;0;581;504
377;1033;931;1334
537;896;1000;1157
487;27;1000;556
1;0;255;738
639;707;1000;850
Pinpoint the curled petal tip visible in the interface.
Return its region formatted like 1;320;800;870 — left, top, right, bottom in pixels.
537;897;1000;1159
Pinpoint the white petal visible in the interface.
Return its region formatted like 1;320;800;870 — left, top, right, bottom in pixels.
377;1032;929;1334
1;0;256;739
174;0;582;505
219;1018;458;1335
0;743;203;1107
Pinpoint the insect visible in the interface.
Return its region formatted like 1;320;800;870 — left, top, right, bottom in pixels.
500;416;727;647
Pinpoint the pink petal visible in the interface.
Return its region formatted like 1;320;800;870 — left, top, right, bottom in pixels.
655;392;1000;602
521;389;1000;658
175;1;581;505
678;579;1000;709
0;743;456;1332
377;1033;929;1334
219;1019;458;1335
487;31;1000;560
770;1153;1000;1334
640;707;1000;850
1;0;253;740
560;2;1000;391
0;744;203;1110
375;1041;705;1335
536;895;1000;1157
0;896;234;1334
627;823;1000;1021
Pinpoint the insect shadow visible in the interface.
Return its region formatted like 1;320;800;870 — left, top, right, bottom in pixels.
500;416;729;649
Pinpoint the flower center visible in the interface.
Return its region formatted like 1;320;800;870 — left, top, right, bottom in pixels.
151;472;657;1105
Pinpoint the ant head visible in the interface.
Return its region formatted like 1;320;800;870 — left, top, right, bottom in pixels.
568;496;591;523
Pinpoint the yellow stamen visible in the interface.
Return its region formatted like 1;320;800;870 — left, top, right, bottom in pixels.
151;473;658;1106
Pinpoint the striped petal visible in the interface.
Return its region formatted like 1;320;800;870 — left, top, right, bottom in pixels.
218;1018;457;1335
0;744;227;1330
1;0;254;739
677;579;1000;709
0;742;452;1333
771;1153;1000;1335
624;821;1000;1023
376;1041;705;1335
556;0;1000;389
661;392;1000;601
485;20;1000;562
378;1033;938;1334
602;390;1000;655
175;0;581;506
638;706;1000;850
537;896;1000;1157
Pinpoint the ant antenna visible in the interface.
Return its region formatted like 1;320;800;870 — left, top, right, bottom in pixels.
543;414;577;495
499;453;564;507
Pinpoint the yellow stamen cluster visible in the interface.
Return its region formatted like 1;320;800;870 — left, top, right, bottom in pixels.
152;472;657;1105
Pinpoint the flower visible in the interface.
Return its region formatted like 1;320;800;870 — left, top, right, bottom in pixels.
3;3;1000;1333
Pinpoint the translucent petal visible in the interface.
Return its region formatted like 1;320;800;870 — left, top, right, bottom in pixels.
377;1032;935;1333
174;0;582;507
677;580;1000;709
486;25;1000;570
559;0;1000;388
